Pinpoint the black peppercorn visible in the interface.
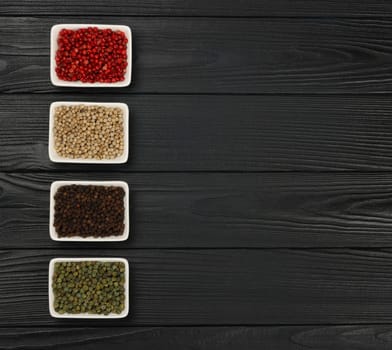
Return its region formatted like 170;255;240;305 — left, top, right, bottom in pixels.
54;185;125;237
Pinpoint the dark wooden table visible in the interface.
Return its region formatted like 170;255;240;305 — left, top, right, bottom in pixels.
2;1;392;349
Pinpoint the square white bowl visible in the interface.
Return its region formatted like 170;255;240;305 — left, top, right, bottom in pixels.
49;257;129;318
50;24;132;87
48;101;129;164
50;181;129;242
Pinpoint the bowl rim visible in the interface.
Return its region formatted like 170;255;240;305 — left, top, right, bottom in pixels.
49;180;130;242
48;257;129;318
48;101;129;164
50;23;132;87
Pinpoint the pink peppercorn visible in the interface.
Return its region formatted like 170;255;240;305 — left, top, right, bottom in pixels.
55;27;128;83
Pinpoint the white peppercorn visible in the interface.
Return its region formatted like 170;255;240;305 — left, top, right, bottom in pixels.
54;105;125;160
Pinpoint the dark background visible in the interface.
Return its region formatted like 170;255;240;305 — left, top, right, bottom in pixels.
1;1;392;349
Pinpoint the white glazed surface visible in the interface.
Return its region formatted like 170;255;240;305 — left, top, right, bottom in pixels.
50;24;132;87
49;257;129;318
48;101;129;164
49;181;130;242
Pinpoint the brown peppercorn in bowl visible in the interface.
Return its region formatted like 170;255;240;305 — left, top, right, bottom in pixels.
48;102;129;164
50;181;129;241
49;257;129;318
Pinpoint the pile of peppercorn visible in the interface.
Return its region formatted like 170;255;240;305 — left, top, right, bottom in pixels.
53;185;125;238
55;27;128;83
53;104;125;160
52;261;126;315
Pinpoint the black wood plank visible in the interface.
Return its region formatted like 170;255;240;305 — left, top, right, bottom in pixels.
2;17;392;93
2;94;392;172
1;326;392;349
2;1;392;17
3;172;392;248
2;249;392;325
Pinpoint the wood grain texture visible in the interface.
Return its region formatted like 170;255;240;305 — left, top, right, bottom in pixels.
2;17;392;93
2;1;392;17
2;326;392;350
4;172;392;248
2;94;392;171
2;249;392;325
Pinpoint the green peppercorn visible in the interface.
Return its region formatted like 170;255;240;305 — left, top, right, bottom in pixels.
52;261;126;315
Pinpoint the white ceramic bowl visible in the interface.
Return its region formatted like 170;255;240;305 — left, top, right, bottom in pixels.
49;181;130;242
50;24;132;87
49;257;129;318
48;101;129;164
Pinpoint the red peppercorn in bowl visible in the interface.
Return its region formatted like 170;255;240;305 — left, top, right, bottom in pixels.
50;24;132;87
